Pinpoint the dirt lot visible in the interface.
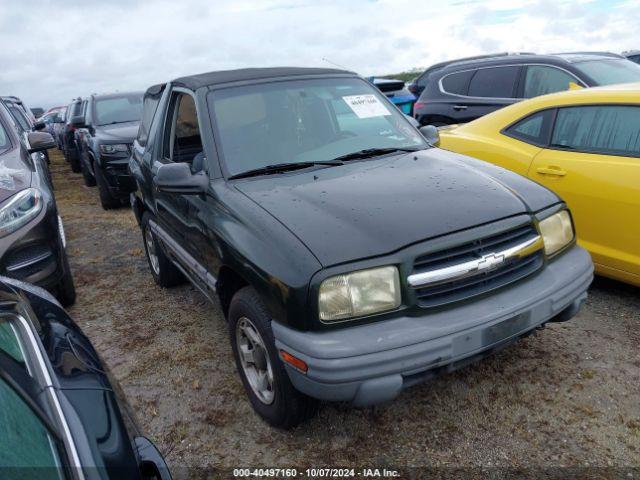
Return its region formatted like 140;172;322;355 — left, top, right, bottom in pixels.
50;150;639;477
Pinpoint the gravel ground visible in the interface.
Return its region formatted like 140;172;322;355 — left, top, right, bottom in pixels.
50;150;639;477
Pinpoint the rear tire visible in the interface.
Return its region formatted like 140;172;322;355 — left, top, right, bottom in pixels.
141;213;184;287
95;166;120;210
69;155;81;173
229;286;317;429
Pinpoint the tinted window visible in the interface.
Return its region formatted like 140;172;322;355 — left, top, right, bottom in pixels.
505;110;554;145
210;78;426;176
0;379;64;478
628;55;640;65
94;94;142;126
441;70;474;95
523;66;577;98
552;105;640;156
573;59;640;86
71;102;83;117
468;66;519;98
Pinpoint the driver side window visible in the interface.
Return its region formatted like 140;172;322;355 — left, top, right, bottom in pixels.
164;93;205;172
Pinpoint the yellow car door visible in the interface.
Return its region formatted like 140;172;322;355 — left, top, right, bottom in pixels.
528;105;640;284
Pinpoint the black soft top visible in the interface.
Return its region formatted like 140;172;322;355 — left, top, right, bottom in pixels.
172;67;355;90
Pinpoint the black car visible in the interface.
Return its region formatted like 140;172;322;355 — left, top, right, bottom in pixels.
62;98;84;173
0;276;171;479
623;50;640;64
129;67;593;428
71;92;143;209
0;100;75;306
30;107;45;119
413;51;640;126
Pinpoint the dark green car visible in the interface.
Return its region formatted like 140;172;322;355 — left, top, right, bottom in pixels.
129;68;593;428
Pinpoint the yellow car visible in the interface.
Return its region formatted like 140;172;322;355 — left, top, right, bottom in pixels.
436;83;640;286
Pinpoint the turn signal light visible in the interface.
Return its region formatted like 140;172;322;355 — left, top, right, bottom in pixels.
280;350;308;374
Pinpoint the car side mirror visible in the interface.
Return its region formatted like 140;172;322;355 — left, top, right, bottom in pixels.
404;114;420;128
70;115;87;128
32;121;46;131
419;125;440;146
27;131;56;153
154;162;208;194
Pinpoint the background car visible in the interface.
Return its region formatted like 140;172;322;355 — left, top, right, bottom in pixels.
435;83;640;287
369;77;416;114
74;91;143;209
0;98;76;306
30;107;44;118
623;50;640;64
0;276;171;479
61;98;84;172
413;51;640;126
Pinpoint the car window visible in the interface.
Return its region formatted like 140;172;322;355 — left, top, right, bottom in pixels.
441;70;474;95
504;109;554;145
551;105;640;157
0;320;25;364
137;95;162;147
166;93;204;169
573;59;640;86
209;77;426;177
94;94;142;126
0;378;65;479
0;119;11;153
8;106;31;133
523;66;577;98
468;66;519;98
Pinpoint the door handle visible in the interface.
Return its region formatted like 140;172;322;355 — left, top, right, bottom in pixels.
453;105;468;111
536;166;567;176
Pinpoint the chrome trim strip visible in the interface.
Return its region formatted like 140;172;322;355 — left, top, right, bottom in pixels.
148;219;217;292
407;235;543;289
15;314;85;479
6;250;53;272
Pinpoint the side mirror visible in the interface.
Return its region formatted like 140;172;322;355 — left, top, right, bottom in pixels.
70;115;87;128
27;131;56;153
32;121;46;131
154;162;208;194
404;114;420;128
419;125;440;147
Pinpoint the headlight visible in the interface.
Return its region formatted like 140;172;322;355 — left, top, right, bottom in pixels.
0;188;43;238
99;143;128;154
538;210;574;256
318;266;401;322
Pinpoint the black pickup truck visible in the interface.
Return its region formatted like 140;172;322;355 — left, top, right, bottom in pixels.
129;67;593;428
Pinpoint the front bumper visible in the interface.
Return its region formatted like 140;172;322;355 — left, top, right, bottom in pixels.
273;246;593;405
100;158;136;198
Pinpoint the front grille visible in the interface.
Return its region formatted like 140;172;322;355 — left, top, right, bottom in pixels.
411;223;543;308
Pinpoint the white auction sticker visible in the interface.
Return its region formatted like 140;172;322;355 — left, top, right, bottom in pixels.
342;94;391;119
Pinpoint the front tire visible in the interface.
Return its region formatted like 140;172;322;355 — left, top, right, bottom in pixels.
141;213;184;287
229;286;317;429
56;250;76;307
95;165;120;209
81;157;96;187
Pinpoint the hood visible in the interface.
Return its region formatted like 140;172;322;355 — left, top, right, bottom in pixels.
236;148;559;266
95;121;139;143
0;148;33;204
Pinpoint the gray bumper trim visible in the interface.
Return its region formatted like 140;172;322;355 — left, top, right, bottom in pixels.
273;246;593;405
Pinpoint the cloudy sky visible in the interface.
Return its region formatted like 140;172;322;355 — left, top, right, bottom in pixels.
0;0;636;109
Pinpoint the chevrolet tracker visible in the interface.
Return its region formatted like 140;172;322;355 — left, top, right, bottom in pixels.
129;67;594;428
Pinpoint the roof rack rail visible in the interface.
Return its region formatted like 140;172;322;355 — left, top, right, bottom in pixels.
550;51;624;58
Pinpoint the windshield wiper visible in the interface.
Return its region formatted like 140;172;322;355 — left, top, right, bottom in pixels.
229;160;343;180
329;147;422;163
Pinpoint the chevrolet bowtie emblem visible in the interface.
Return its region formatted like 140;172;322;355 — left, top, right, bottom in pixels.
477;253;505;271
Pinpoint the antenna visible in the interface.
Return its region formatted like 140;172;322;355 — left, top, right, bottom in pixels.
322;57;348;70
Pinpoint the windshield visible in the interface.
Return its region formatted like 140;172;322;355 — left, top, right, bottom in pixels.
208;77;427;177
574;59;640;86
94;93;143;126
